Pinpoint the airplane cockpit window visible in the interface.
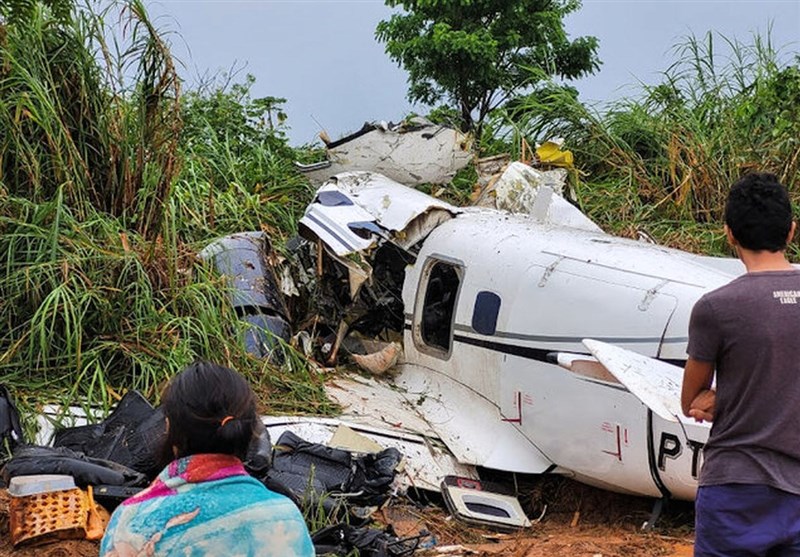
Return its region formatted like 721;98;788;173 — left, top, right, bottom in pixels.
421;261;461;352
472;291;501;335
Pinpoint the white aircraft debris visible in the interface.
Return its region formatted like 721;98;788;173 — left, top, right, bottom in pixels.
474;161;600;232
296;117;473;186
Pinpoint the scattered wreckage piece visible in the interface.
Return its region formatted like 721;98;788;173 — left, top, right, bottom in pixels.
311;523;427;557
266;430;401;515
0;385;23;449
351;341;402;376
198;231;291;361
296;117;473;186
3;446;147;489
52;391;166;479
263;415;477;493
440;476;532;532
299;172;459;258
534;139;574;168
473;161;598;232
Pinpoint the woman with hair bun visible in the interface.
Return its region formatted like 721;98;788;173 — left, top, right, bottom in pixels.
100;361;314;556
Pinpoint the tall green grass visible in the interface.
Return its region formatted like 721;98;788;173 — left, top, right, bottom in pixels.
0;0;180;240
492;31;800;256
0;2;333;420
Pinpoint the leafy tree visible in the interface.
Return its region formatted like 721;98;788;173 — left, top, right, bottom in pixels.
376;0;600;139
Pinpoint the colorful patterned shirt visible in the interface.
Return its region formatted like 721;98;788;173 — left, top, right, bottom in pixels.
100;453;314;556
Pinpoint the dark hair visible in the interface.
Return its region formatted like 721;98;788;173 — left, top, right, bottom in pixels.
163;361;257;460
724;172;793;252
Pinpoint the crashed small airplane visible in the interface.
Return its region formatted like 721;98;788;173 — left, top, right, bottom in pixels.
206;167;744;514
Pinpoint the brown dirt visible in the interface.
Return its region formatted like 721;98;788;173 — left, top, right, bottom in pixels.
0;539;99;557
379;505;693;557
0;478;695;556
381;477;696;557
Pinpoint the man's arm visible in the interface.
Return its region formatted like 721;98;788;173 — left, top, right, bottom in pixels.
681;358;715;422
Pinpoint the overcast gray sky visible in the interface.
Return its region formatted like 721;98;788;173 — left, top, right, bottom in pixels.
148;0;800;145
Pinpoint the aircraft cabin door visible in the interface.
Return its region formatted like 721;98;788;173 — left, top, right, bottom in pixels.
411;257;464;360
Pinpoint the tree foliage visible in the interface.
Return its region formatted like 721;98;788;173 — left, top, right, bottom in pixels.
181;74;292;169
376;0;600;137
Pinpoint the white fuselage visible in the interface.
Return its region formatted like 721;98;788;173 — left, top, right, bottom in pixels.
399;210;739;501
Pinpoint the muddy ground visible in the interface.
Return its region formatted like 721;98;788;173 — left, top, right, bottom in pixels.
381;476;695;556
0;478;695;556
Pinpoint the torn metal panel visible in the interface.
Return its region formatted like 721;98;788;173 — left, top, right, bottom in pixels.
328;172;458;233
477;162;601;232
198;232;292;360
299;193;378;256
441;476;532;531
198;232;287;314
296;118;473;186
262;415;477;493
299;172;459;257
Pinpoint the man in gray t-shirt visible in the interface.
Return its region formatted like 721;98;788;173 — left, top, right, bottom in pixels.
682;173;800;556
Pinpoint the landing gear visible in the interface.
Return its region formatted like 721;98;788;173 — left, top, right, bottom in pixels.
642;495;670;531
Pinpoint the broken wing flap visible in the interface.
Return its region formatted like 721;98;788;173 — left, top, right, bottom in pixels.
575;339;709;428
549;351;620;384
